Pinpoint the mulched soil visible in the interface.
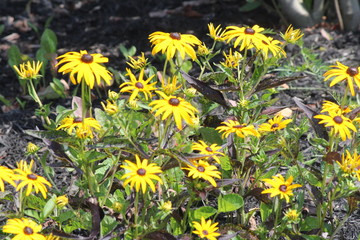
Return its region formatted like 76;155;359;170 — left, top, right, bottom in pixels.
1;0;360;239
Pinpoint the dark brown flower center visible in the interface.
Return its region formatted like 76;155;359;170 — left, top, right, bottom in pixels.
279;184;287;192
27;173;38;180
233;124;246;129
137;168;146;176
244;28;255;35
333;116;343;124
74;117;82;123
23;226;34;235
170;32;181;40
202;230;209;235
205;147;213;152
346;67;359;76
81;54;94;63
197;166;205;172
135;82;144;89
271;123;279;129
262;40;269;45
169;98;180;106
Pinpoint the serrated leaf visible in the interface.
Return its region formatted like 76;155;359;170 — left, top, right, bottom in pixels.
218;194;244;213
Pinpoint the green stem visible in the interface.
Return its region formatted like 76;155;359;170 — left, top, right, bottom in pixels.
134;191;140;238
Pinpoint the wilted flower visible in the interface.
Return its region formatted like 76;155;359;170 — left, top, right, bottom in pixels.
208;23;226;41
284;209;301;222
281;25;304;44
56;195;69;208
101;100;118;115
13;61;43;80
220;49;242;68
126;52;148;69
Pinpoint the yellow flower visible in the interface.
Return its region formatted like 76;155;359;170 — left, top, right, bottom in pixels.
13;61;43;80
120;155;163;193
101;100;118;115
259;37;286;59
120;68;156;102
126;52;148;70
161;75;181;95
220;49;242;68
26;142;40;154
14;159;52;199
56;116;101;139
2;218;46;240
320;100;351;115
149;91;198;130
208;23;226;41
56;195;68;208
182;160;221;187
45;233;61;240
0;166;16;192
281;25;304;44
216;120;260;138
192;217;221;240
56;50;112;89
284;209;301;222
261;174;302;203
323;61;360;96
314;111;356;141
192;140;224;164
337;150;360;180
107;90;120;100
223;25;269;51
158;200;172;213
149;31;202;60
258;115;292;132
197;42;211;56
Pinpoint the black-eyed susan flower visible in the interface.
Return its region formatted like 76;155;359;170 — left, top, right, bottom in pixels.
149;91;198;130
13;61;43;80
56;50;112;89
120;155;163;194
192;140;224;164
149;31;201;60
259;37;286;59
216;120;260;138
197;42;211;56
192;216;221;240
314;111;356;141
284;209;301;223
56;195;69;208
14;159;52;199
220;49;242;68
258;115;292;133
223;25;269;51
208;23;226;41
280;25;304;44
182;160;221;187
45;233;60;240
126;52;148;70
56;116;101;139
161;76;181;95
26;142;40;155
2;218;46;240
101;100;119;115
107;90;120;101
337;150;360;180
261;174;302;203
323;61;360;96
320;100;351;115
0;166;16;192
120;68;157;102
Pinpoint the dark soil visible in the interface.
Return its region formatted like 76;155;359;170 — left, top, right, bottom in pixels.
1;0;360;239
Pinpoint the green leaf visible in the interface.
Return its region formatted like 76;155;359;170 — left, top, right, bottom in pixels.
220;155;232;171
191;206;217;220
300;216;320;231
8;45;22;69
218;194;244;213
199;127;223;145
0;24;4;35
303;169;320;186
56;210;76;223
25;129;69;140
40;28;57;53
239;0;261;12
260;167;279;179
260;202;272;222
41;195;56;219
